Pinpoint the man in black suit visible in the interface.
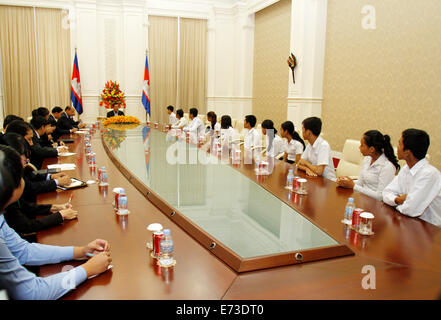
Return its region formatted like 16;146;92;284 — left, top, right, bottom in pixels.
107;103;125;118
30;116;63;169
49;106;63;126
54;106;86;140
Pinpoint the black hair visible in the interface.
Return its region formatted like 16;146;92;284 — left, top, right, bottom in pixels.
167;105;174;112
65;106;71;111
189;108;198;117
37;107;50;118
5;120;33;137
221;115;232;129
402;129;430;160
0;132;29;158
0;150;15;210
245;115;257;128
261;119;278;135
364;130;400;170
0;145;23;190
302;117;322;136
30;116;49;130
3;115;24;129
52;106;63;114
31;109;39;119
176;109;184;118
207;111;217;130
281;121;306;150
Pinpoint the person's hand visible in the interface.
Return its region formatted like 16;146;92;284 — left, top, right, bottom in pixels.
83;239;111;257
395;194;407;205
51;172;67;180
59;141;65;146
305;168;317;177
79;123;86;129
57;175;72;186
71;128;78;133
57;146;69;153
82;252;112;278
60;208;78;220
336;176;355;188
297;159;307;167
51;202;72;212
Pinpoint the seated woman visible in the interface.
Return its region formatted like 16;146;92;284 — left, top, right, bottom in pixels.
206;111;221;137
337;130;399;200
280;121;305;164
106;103;124;118
261;120;284;159
219;115;237;146
0;146;112;300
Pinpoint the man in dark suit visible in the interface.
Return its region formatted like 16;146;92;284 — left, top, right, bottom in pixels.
29;116;62;169
107;103;125;118
49;106;63;126
54;106;86;140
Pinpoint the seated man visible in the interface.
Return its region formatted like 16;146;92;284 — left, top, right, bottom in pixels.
107;103;125;118
49;106;62;127
382;129;441;226
297;117;336;180
55;106;85;140
3;115;24;134
243;115;261;149
183;108;205;138
0;146;112;300
171;109;188;129
167;106;177;126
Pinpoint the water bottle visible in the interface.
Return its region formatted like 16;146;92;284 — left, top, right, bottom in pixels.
343;197;355;225
159;229;174;267
286;169;294;189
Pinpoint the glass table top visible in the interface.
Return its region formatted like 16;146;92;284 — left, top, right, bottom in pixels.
103;125;339;259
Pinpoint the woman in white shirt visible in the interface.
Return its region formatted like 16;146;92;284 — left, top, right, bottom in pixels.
280;121;305;164
337;130;400;200
261;120;284;159
219;115;237;144
206;111;221;137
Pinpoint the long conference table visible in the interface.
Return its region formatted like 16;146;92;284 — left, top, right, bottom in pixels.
36;123;441;299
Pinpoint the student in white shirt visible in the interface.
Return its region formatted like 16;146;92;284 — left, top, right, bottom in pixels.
261;120;285;159
183;108;205;139
337;130;399;200
206;111;221;137
280;121;305;164
243;115;261;150
298;117;336;180
382;129;441;226
167;106;177;126
171;109;188;129
219;115;237;146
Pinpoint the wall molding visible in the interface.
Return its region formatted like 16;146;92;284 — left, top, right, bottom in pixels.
207;96;252;102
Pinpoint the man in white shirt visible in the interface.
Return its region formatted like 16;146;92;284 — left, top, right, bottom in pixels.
382;129;441;226
183;108;205;140
297;117;336;181
243;115;261;150
171;109;188;129
167;106;178;126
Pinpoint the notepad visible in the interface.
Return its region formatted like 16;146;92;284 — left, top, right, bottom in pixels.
57;178;87;190
75;131;88;134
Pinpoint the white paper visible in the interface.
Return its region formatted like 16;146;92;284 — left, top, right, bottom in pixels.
58;152;76;157
64;179;84;188
88;265;113;279
75;131;88;134
47;163;76;171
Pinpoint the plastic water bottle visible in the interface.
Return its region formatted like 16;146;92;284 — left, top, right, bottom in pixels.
159;229;174;267
286;169;294;189
343;197;355;225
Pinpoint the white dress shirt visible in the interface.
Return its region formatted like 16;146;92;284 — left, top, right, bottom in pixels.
183;117;205;137
220;127;237;145
171;117;188;129
354;153;396;200
382;158;441;226
244;128;261;149
283;138;304;162
266;134;285;158
301;136;336;181
169;112;177;125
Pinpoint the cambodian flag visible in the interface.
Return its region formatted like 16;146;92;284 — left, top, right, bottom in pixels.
70;52;83;114
142;54;150;116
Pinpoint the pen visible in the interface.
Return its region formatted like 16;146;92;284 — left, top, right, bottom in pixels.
68;194;74;207
85;253;95;257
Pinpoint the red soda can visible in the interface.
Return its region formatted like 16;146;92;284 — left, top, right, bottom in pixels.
152;231;163;258
154;122;159;129
352;208;363;231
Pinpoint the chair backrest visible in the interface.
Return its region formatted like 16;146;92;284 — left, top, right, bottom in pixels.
184;113;190;122
336;139;364;177
231;118;238;129
198;114;206;124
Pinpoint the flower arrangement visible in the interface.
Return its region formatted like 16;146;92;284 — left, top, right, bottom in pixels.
99;80;127;109
103;115;140;126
